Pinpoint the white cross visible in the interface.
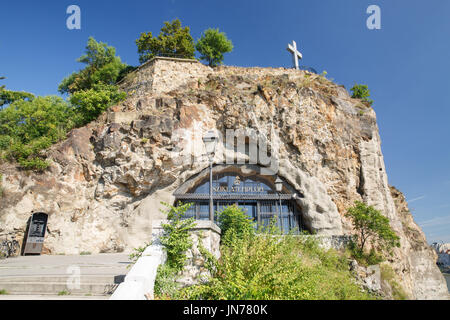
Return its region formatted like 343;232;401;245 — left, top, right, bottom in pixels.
287;40;302;70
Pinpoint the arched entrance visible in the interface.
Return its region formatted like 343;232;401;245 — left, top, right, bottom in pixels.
173;165;305;234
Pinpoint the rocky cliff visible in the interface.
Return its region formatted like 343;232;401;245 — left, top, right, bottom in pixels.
0;57;448;299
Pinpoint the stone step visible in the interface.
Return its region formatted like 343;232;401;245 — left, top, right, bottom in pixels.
0;274;125;284
0;276;120;295
0;294;110;300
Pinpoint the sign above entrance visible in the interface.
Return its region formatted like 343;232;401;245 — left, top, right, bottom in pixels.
212;176;267;194
213;184;265;194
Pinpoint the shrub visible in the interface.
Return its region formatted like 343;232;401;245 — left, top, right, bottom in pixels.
154;264;180;298
69;84;126;123
152;202;197;299
128;241;151;268
17;157;49;171
178;224;374;300
217;205;254;245
350;84;374;106
159;202;196;272
0;96;78;170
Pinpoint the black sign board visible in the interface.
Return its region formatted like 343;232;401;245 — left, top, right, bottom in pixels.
23;212;48;255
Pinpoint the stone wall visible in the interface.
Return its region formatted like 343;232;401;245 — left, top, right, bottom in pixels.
119;57;212;97
177;220;221;287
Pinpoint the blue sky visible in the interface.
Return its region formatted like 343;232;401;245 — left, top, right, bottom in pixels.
1;0;449;243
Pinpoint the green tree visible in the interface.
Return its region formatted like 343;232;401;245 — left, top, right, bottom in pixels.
58;37;128;124
195;28;233;67
136;19;195;64
0;89;34;110
0;96;78;170
350;84;374;106
346;201;400;261
58;37;130;94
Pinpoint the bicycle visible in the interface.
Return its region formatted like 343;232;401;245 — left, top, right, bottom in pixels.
0;233;20;259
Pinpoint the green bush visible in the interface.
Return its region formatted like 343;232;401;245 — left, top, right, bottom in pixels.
0;96;79;170
178;224;374;300
159;202;196;272
152;202;197;299
217;205;255;245
69;84;126;123
128;241;151;268
154;264;180;299
348;240;383;266
17;157;49;171
350;84;374;106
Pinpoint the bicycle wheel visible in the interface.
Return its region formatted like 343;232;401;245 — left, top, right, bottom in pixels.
0;243;7;259
12;241;20;257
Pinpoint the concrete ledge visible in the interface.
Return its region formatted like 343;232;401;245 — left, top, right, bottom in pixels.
152;219;221;235
109;281;146;300
138;56;199;71
300;235;352;250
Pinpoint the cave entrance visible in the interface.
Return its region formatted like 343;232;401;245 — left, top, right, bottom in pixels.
173;165;305;234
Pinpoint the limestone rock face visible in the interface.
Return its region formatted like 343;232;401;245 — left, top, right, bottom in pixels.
0;58;448;299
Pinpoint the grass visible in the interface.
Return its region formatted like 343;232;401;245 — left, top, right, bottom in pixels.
380;263;408;300
57;290;71;296
80;251;91;255
0;289;9;295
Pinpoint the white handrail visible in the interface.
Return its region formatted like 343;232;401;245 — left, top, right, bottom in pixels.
110;222;166;300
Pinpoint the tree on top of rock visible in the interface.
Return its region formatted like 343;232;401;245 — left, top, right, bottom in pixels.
136;18;195;64
196;28;233;67
58;37;130;95
58;37;128;124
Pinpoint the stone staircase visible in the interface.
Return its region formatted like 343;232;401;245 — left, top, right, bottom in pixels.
0;274;125;298
0;253;130;300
